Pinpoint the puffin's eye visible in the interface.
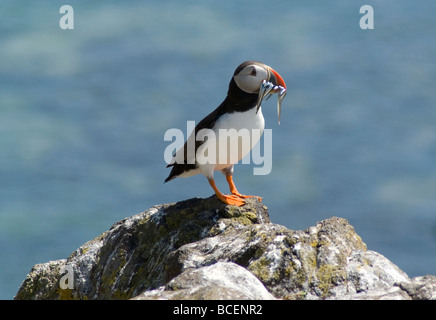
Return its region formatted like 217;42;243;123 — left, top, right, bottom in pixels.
249;67;257;76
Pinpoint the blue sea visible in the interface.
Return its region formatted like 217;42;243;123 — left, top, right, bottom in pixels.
1;0;436;299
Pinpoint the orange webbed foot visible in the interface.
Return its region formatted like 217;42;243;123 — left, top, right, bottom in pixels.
231;191;262;202
225;175;262;202
217;193;246;207
208;178;246;206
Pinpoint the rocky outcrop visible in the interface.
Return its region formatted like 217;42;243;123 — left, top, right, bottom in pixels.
15;196;436;300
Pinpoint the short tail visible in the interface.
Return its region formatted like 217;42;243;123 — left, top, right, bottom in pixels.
164;175;174;183
164;163;197;183
164;163;175;183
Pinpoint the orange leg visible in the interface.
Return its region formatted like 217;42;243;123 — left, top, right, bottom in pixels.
225;175;262;202
208;178;246;206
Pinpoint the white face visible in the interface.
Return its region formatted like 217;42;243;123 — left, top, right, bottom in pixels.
233;64;269;94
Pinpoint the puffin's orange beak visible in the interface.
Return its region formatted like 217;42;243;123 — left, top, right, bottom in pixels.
269;67;287;90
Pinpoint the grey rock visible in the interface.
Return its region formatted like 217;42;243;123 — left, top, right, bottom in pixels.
14;259;68;300
133;262;276;300
398;275;436;300
15;196;269;300
14;196;436;300
334;286;412;300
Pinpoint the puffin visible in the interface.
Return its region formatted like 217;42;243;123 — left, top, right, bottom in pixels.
165;61;287;206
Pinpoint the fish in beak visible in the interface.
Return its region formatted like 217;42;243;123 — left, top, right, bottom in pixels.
256;67;287;124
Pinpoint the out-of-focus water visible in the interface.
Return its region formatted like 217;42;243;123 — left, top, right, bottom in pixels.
1;0;435;299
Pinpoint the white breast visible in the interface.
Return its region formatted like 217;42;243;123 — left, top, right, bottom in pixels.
196;107;265;176
215;107;265;134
